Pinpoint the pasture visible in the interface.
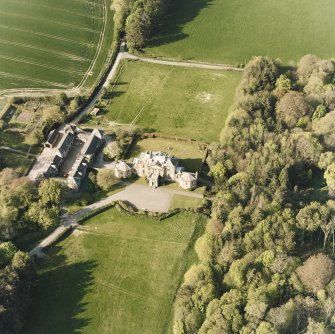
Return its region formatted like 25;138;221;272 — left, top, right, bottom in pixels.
0;0;114;92
145;0;335;65
102;60;241;142
23;208;206;334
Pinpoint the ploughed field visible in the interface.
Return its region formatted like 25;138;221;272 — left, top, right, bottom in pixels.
23;208;206;334
0;0;113;92
145;0;335;65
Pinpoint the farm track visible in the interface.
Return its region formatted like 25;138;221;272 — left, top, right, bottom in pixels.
0;24;95;48
125;53;244;72
76;0;107;90
0;46;242;99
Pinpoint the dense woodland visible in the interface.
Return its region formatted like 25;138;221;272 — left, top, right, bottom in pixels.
112;0;171;50
0;173;63;333
0;247;35;334
173;55;335;334
0;169;63;242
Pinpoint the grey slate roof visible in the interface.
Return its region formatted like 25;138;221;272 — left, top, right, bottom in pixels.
68;158;88;188
45;129;59;146
57;131;75;156
81;129;103;157
116;161;132;172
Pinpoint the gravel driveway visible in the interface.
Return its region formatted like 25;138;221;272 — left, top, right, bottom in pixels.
30;183;203;257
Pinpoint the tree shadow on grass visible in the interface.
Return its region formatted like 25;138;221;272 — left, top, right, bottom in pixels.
24;248;97;334
179;158;202;172
104;90;126;100
147;0;214;51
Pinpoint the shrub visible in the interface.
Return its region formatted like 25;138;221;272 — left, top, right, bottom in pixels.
103;141;122;161
96;168;118;191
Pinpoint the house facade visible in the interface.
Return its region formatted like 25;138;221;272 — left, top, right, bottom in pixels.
114;151;198;190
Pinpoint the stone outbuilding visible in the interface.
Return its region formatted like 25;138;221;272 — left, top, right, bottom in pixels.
115;161;132;179
91;107;101;116
177;172;198;190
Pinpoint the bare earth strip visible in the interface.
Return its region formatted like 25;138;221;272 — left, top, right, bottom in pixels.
0;24;95;48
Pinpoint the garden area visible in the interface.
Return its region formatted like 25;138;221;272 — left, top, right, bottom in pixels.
0;149;35;176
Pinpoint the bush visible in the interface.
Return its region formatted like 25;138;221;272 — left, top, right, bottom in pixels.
103;141;122;161
96;169;118;191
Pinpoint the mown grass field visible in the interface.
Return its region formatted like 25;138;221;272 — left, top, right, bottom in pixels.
23;208;206;334
145;0;335;65
102;60;241;142
0;0;114;91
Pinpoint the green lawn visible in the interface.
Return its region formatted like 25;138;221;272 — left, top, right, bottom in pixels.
144;0;335;65
0;0;114;91
101;60;241;142
126;137;204;172
0;149;35;175
170;194;203;210
0;129;42;154
23;208;206;334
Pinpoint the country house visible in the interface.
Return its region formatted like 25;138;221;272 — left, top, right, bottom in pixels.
115;151;198;190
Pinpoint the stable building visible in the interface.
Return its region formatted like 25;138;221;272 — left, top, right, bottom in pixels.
67;129;104;190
